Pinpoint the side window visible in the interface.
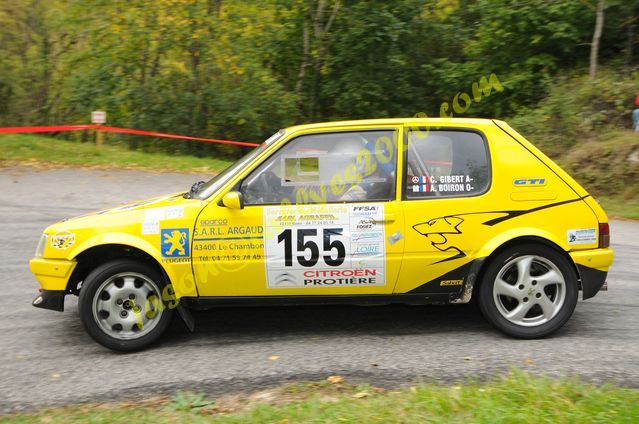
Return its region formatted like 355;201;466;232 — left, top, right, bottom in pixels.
241;130;397;205
405;129;490;199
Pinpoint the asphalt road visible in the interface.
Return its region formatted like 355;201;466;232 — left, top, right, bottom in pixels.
1;166;638;413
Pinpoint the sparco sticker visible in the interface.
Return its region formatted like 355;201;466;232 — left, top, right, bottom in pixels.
567;228;597;245
263;204;386;288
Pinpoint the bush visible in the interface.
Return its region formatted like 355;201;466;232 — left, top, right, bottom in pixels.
509;69;639;156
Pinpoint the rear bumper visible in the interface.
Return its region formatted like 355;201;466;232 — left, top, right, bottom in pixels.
570;248;613;300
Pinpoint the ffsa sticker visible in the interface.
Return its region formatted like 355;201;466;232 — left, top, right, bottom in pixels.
263;204;386;288
567;228;597;245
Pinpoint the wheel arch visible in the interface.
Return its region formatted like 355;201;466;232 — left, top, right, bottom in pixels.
66;244;168;295
465;234;579;302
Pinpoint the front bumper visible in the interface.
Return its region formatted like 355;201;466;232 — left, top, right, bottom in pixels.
29;257;77;291
29;258;76;312
570;248;613;300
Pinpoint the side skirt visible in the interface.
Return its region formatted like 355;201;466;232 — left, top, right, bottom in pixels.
406;258;486;304
184;293;457;309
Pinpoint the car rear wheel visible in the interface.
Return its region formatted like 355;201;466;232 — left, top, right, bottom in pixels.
478;243;578;339
78;259;174;351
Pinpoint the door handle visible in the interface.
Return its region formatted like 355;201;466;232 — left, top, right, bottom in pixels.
376;214;396;224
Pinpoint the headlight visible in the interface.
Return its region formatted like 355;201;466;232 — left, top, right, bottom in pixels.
35;234;47;257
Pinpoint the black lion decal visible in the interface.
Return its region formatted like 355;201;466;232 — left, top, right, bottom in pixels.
413;216;466;264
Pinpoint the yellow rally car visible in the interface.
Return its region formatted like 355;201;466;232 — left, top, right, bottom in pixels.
29;118;613;351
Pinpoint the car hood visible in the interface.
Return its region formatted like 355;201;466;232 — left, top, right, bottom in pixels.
44;191;201;235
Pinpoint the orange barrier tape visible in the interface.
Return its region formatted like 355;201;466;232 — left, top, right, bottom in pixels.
0;125;258;147
0;125;96;133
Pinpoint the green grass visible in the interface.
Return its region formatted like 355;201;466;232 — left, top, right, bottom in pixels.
0;134;234;173
2;372;638;423
598;197;639;221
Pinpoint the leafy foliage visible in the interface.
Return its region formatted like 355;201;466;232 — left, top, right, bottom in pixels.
0;0;637;158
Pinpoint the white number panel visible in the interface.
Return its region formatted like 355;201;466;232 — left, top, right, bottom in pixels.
263;204;386;288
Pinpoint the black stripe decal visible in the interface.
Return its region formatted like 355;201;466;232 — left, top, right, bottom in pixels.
479;196;588;226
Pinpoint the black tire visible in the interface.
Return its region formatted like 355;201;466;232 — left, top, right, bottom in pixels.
478;243;578;339
78;259;174;351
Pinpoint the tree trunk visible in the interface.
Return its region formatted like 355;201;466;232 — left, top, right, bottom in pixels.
294;0;340;119
295;19;310;113
589;0;605;80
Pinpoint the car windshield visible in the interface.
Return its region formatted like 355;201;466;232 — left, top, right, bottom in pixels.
194;130;285;199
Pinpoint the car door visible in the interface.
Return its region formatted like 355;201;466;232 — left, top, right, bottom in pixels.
394;125;494;295
192;127;405;297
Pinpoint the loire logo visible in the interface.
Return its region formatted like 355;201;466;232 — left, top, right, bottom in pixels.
514;178;546;186
161;228;190;257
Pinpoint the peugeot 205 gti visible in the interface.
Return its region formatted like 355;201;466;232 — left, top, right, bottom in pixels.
29;118;613;351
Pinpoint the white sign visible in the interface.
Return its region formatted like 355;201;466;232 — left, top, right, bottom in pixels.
165;205;184;219
145;208;165;220
567;228;597;245
263;203;386;288
141;220;160;235
91;110;107;124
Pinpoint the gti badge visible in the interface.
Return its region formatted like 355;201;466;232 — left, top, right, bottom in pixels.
513;178;546;186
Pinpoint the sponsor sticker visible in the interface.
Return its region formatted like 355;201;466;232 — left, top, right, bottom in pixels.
145;208;165;220
142;220;160;235
51;232;75;249
440;279;463;286
352;232;384;242
567;228;597;245
145;205;184;221
263;203;386;288
161;228;190;257
165;205;184;219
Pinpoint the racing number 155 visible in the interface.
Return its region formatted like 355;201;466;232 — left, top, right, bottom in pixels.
277;228;345;267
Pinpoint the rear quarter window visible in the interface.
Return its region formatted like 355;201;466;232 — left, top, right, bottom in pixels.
404;129;490;199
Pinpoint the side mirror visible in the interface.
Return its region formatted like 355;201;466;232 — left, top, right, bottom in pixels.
221;191;244;209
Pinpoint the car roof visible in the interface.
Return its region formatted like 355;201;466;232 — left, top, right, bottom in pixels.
284;117;499;133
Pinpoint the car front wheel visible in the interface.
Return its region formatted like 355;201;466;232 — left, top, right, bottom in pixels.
78;259;174;351
478;243;578;339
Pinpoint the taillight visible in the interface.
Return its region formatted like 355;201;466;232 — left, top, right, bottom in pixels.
598;222;610;248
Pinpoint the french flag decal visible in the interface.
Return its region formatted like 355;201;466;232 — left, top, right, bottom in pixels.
411;177;431;192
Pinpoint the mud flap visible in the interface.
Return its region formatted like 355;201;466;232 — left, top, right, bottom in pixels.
32;290;65;312
576;264;607;300
177;302;195;332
